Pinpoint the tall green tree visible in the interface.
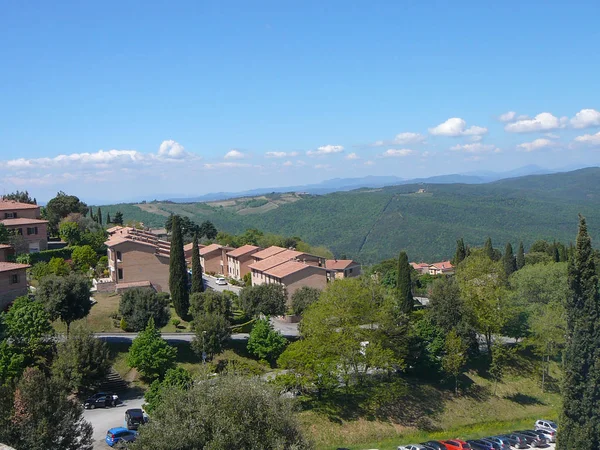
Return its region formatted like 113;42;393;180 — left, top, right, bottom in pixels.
239;284;287;317
291;286;321;316
169;215;190;320
45;191;88;234
190;233;204;294
442;330;468;395
483;237;494;260
128;319;177;380
96;207;102;226
454;238;467;265
36;274;92;337
2;190;35;204
119;288;171;331
144;367;193;414
247;318;288;362
559;215;600;450
516;241;525;270
502;242;517;277
189;291;232;359
112;211;124;225
106;212;111;224
397;251;414;314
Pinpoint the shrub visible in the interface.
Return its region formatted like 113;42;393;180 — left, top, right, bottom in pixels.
30;262;51;280
119;288;171;332
247;318;288;362
48;257;71;276
120;317;129;331
71;245;98;271
171;319;181;328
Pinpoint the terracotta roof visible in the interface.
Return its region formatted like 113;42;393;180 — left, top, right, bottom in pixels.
227;244;260;258
431;261;454;270
184;242;194;252
0;244;12;250
0;218;48;226
252;246;287;260
0;262;30;272
106;226;125;234
0;200;39;211
411;262;430;269
325;259;359;270
249;255;289;272
265;261;324;279
199;243;223;256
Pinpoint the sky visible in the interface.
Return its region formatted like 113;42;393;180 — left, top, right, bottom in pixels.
1;0;600;203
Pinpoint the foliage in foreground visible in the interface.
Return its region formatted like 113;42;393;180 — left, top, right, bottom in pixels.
119;287;171;331
127;319;177;380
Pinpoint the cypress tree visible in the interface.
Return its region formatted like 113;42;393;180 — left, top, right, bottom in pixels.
516;241;525;270
169;215;190;320
454;238;466;265
88;206;95;221
502;242;517;277
483;237;494;260
553;244;560;263
191;233;204;294
106;212;111;224
559;215;600;449
97;207;103;226
397;251;414;314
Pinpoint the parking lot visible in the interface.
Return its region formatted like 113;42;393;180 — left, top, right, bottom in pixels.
83;396;144;449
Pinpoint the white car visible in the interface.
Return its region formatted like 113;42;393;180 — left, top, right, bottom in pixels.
534;419;557;442
215;277;227;285
398;445;429;450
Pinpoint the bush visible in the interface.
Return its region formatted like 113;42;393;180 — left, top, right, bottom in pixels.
291;286;321;315
48;257;71;276
27;248;74;264
120;317;128;331
119;288;171;332
247;318;288;362
171;319;181;329
71;245;98;271
212;350;268;376
30;262;51;280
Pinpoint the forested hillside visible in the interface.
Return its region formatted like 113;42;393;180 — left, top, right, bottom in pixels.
98;167;600;263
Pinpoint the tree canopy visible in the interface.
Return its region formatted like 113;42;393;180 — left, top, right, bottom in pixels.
127;319;177;380
45;191;88;234
119;288;171;331
239;283;287;317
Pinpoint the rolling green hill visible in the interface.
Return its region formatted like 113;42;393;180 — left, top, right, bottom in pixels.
98;167;600;264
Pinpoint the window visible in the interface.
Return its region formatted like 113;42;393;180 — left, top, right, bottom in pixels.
16;228;23;235
10;274;19;284
27;227;38;235
116;251;122;261
118;268;123;280
4;212;16;219
348;268;353;273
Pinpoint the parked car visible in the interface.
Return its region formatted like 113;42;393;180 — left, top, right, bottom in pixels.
534;429;556;443
534;420;557;442
125;408;146;430
497;434;528;449
440;440;472;450
83;392;112;409
479;438;504;450
513;430;547;447
398;445;431;450
215;277;227;285
466;440;494;450
105;427;137;447
421;441;448;450
482;436;511;450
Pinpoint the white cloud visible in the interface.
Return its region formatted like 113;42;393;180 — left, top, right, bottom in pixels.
158;140;187;159
517;138;556;152
504;112;568;133
364;160;375;166
382;149;414;157
545;133;560;139
371;140;385;147
499;111;516;122
394;132;426;144
429;118;488;137
346;152;359;160
203;162;250;169
224;149;245;159
282;160;293;167
306;144;344;156
574;131;600;146
570;109;600;129
265;151;287;158
469;135;483;142
450;143;501;154
314;164;331;169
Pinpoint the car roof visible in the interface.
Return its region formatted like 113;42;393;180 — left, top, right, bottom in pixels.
126;408;144;415
108;427;130;433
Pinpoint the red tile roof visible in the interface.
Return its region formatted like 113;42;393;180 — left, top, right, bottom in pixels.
325;259;359;270
248;255;290;272
0;244;13;250
0;200;39;211
411;262;430;270
431;261;454;270
0;218;48;226
265;261;325;279
227;244;260;258
199;243;224;256
0;262;30;272
252;246;287;260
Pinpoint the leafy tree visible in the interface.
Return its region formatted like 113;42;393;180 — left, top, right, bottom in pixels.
525;251;553;265
559;215;600;450
51;324;110;392
199;220;218;240
119;288;171;331
190;233;204;293
516;241;525;270
106;212;111;224
2;190;35;204
247;318;288;361
397;251;414;314
45;191;88;234
59;221;81;245
48;257;71;276
130;375;313;450
144;367;193;414
189;291;232;320
2;296;54;362
291;286;321;316
454;238;467;265
239;283;287;317
0;223;9;244
489;344;512;396
0;340;26;386
0;367;93;450
169;215;190;320
243;272;251;286
190;291;231;359
112;211;124;225
456;252;508;353
127;319;177;380
36;274;92;336
96;207;102;226
442;330;468;395
502;242;517;277
71;245;98;271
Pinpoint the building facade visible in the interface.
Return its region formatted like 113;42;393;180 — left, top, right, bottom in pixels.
199;244;232;275
226;244;260;280
0;245;30;310
0;201;48;253
325;259;361;279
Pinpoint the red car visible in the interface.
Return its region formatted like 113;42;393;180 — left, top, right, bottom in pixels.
440;440;472;450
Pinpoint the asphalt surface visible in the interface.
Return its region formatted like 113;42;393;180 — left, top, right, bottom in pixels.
84;396;144;449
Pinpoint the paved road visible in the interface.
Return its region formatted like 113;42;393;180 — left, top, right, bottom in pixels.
84;396;144;449
202;274;242;294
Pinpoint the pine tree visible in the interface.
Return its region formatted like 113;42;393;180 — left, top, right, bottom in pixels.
106;212;111;224
113;211;123;225
483;237;494;260
97;207;102;226
191;233;204;294
516;241;525;270
559;215;600;449
502;242;517;277
454;238;466;265
169;215;190;320
88;206;95;221
397;251;414;314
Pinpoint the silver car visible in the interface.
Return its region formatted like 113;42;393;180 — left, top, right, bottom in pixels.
534;419;557;442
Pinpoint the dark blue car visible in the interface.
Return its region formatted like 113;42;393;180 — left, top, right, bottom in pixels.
105;427;137;447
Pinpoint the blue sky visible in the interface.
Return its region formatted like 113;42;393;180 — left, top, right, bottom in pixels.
1;1;599;202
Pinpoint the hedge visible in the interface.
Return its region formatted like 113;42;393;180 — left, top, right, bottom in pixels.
16;247;74;265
